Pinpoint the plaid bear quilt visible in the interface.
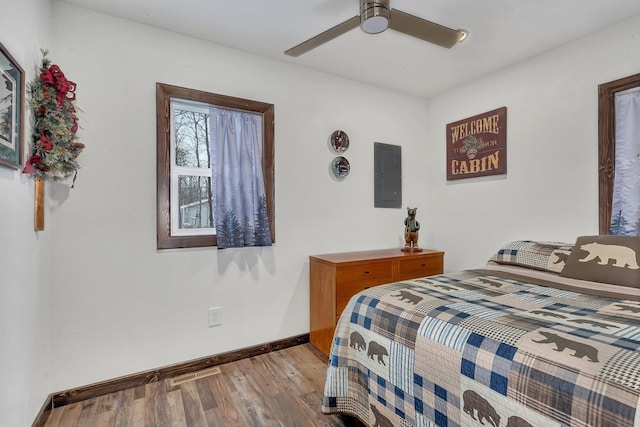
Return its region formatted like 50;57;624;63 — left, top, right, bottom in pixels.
322;266;640;427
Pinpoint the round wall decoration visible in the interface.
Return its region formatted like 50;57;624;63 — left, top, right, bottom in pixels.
332;156;350;178
330;130;349;153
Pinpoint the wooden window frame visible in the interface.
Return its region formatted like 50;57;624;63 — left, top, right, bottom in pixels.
156;83;275;249
598;72;640;234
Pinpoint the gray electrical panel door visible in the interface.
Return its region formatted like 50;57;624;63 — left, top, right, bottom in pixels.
374;142;401;208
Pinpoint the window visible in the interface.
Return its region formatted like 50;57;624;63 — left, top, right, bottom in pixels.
172;99;213;235
598;73;640;235
157;83;275;249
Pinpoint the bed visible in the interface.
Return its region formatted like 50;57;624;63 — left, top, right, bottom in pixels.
322;237;640;427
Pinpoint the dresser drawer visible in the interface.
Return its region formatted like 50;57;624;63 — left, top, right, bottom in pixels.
336;281;380;315
336;262;393;285
397;256;443;281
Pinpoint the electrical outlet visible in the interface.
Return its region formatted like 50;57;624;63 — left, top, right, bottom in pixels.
208;307;222;327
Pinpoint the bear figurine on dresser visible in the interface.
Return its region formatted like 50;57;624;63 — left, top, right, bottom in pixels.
402;207;422;252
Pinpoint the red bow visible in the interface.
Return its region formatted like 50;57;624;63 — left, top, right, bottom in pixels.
40;132;53;150
23;155;43;174
40;64;76;107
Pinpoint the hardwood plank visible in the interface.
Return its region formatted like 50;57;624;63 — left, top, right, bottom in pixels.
269;346;323;395
95;408;116;427
133;384;146;401
75;398;98;426
271;349;341;427
194;375;216;412
225;361;274;425
113;389;136;427
264;391;301;426
96;390;122;414
283;344;330;395
300;390;342;427
238;356;284;397
130;399;146;427
55;402;83;427
42;403;64;427
178;380;207;426
114;404;133;427
203;408;226;426
206;367;255;426
165;389;187;426
144;380;168;426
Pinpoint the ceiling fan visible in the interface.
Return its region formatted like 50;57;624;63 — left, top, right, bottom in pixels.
285;0;467;57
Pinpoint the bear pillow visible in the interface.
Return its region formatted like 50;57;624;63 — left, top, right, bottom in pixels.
560;235;640;288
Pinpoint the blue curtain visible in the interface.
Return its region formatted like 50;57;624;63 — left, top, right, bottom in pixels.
611;89;640;236
210;108;272;248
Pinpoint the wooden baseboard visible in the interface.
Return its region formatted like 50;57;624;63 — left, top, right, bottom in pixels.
32;333;309;427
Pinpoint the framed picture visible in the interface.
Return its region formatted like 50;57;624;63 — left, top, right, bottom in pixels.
0;42;24;170
446;107;507;181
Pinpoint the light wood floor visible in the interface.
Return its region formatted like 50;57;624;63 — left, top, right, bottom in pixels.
43;344;361;427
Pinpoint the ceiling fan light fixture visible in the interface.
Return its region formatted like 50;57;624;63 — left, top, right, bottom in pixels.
362;15;389;33
285;0;465;56
360;0;390;34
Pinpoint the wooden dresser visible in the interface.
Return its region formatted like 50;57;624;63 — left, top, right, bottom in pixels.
309;248;444;356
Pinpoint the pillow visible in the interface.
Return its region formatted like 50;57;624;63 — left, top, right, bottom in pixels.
560;235;640;288
488;240;574;273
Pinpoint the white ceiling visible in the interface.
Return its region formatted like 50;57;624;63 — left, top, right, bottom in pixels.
64;0;640;98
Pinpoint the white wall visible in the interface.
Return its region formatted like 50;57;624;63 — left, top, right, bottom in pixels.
46;1;431;391
423;14;640;272
0;1;53;425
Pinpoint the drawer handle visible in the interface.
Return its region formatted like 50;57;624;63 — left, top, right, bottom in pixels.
364;271;370;274
421;263;426;267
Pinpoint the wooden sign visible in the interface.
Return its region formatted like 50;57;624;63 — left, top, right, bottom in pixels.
446;107;507;180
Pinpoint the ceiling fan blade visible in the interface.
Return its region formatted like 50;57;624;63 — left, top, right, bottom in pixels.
388;9;464;49
285;15;360;57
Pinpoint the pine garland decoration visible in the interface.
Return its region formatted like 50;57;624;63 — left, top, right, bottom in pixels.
23;50;84;185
